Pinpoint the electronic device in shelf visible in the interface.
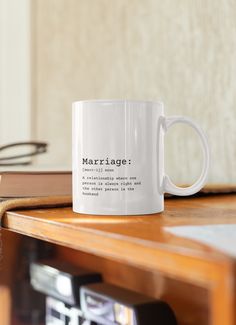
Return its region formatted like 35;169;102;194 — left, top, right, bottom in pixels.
80;283;177;325
30;259;102;306
46;296;97;325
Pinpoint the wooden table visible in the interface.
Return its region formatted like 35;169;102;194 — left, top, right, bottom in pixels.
2;194;236;325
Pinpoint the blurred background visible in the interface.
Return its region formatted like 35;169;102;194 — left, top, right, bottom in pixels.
1;0;236;184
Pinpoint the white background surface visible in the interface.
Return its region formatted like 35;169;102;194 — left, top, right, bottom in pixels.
165;224;236;257
0;0;31;143
31;1;236;184
1;1;236;184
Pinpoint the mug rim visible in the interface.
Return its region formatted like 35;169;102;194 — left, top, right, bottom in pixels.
72;99;164;106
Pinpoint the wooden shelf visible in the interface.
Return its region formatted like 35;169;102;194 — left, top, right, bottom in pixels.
2;194;236;325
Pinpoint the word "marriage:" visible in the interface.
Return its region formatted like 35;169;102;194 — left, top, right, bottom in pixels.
82;157;131;167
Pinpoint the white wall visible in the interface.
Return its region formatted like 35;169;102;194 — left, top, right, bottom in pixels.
32;0;236;184
0;0;31;144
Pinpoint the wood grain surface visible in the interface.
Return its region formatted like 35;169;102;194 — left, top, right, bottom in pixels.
2;194;236;325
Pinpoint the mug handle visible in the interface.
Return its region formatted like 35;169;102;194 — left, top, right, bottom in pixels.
161;116;210;196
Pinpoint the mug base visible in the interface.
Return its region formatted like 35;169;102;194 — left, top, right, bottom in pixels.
72;206;164;216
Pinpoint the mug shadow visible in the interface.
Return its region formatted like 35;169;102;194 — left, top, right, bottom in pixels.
53;211;157;225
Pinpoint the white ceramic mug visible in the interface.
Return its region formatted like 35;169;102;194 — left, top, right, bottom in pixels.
72;100;209;215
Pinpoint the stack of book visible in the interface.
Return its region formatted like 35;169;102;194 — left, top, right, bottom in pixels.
0;166;72;198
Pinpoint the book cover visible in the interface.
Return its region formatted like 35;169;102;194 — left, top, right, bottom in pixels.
0;165;72;197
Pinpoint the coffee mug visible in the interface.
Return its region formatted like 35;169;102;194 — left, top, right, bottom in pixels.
72;100;209;215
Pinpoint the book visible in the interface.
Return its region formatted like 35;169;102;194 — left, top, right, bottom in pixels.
0;166;72;197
